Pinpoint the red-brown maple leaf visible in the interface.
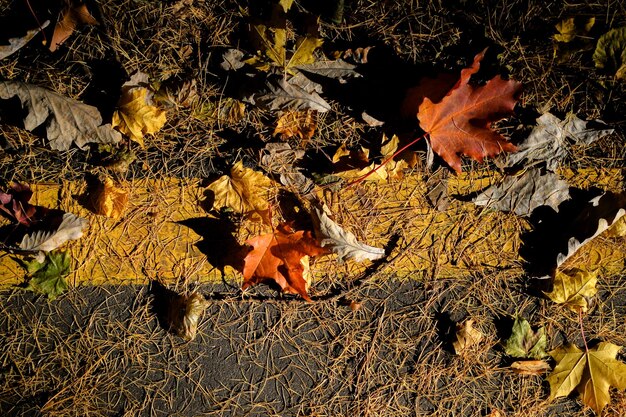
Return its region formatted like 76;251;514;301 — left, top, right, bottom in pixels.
242;225;329;301
0;182;38;226
417;49;522;173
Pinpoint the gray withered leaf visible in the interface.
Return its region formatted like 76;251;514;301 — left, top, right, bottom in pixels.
0;81;122;150
473;169;570;216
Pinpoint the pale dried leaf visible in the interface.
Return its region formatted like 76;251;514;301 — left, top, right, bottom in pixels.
0;81;122;150
19;213;88;252
453;319;484;354
473;169;570;216
0;21;50;60
168;292;209;341
312;204;385;262
242;74;331;112
510;360;551;375
506;113;614;170
296;59;360;80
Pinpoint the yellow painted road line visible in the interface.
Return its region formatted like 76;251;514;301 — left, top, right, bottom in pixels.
0;168;623;287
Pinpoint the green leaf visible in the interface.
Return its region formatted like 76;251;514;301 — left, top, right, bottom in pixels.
504;317;548;359
25;251;71;300
593;26;626;80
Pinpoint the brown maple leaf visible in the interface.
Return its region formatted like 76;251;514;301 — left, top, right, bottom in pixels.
48;2;98;52
417;49;522;173
242;225;329;301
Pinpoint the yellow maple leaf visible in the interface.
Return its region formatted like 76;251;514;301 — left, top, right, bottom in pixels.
91;176;128;219
544;268;598;312
205;161;275;224
554;17;595;43
112;87;167;146
548;342;626;415
274;110;317;141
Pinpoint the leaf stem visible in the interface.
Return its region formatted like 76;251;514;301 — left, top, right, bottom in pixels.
344;132;429;189
579;308;589;353
24;0;48;45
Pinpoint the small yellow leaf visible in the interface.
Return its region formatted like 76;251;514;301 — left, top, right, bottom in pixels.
279;0;294;13
112;87;167;146
452;319;484;354
548;342;626;415
554;17;595;43
274;110;317;141
91;176;128;219
544;268;597;312
167;292;209;341
205;161;275;224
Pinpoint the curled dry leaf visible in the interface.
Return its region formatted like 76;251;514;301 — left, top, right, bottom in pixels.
167;292;209;341
205;161;275;224
0;20;50;60
453;319;484;354
274;110;317;141
593;26;626;80
91;176;128;219
510;360;551;376
242;225;329;301
49;2;98;52
417;49;522;173
548;342;626;415
242;73;331;112
312;204;385;262
544;268;598;313
112;85;167;147
0;81;122;150
19;212;88;253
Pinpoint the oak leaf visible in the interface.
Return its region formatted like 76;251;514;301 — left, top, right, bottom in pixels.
91;176;128;219
417;49;522;173
49;2;98;52
548;342;626;415
19;212;88;254
544;268;597;313
242;225;329;301
112;86;167;146
0;81;122;150
312;204;385;262
554;17;595;43
205;161;275;224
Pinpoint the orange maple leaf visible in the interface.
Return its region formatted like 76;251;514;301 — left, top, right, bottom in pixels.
417;49;522;173
242;225;329;301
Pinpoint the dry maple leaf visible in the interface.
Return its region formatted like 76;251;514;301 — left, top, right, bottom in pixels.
510;360;550;376
90;176;128;219
112;86;167;146
242;225;329;301
548;342;626;415
544;268;598;313
205;161;275;224
49;2;98;52
274;110;317;141
417;49;522;173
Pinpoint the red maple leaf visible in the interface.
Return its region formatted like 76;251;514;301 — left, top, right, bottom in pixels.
0;183;39;226
242;225;329;301
417;49;522;173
